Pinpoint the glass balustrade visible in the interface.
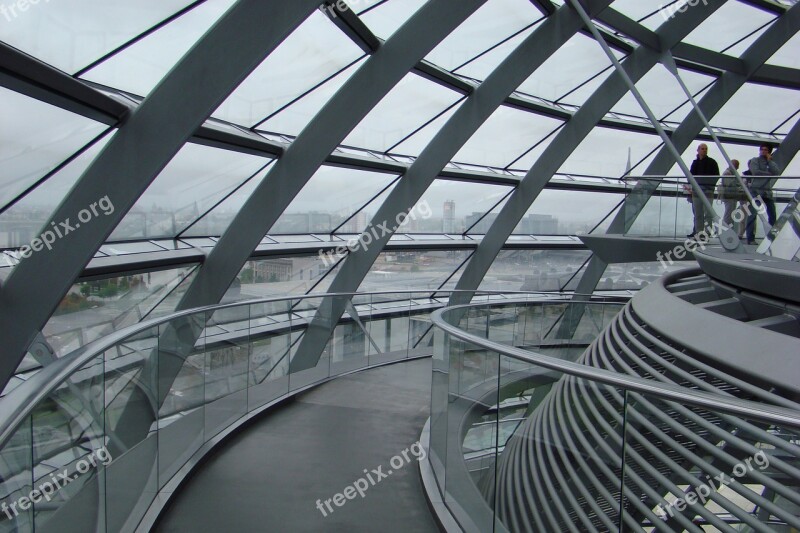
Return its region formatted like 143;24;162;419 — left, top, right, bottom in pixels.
429;299;800;533
620;176;798;242
0;290;564;533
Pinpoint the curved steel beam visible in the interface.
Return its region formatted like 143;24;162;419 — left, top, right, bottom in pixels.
773;116;800;172
286;1;617;372
570;3;800;308
174;0;489;314
448;0;726;307
0;0;321;390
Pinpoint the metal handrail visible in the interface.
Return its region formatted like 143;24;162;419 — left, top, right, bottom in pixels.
621;175;799;195
0;289;611;450
431;301;800;428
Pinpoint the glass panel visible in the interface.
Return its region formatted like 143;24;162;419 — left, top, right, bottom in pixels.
180;161;274;238
0;417;33;533
435;252;474;292
255;58;366;137
625;178;695;239
776;157;800;190
0;87;107;211
389;102;462;156
712;83;800;134
327;312;370;375
408;293;436;356
157;315;204;488
99;241;165;256
0;0;193;74
106;329;158;528
343;73;462;153
0;133;111;253
80;0;237;96
558;126;663;179
407;179;513;234
429;321;451;496
425;0;541;72
212;10;363;127
227;255;343;301
513;189;623;235
110;143;270;240
768;31;800;68
270;166;398;234
516;33;624;105
41;266;197;358
443;338;499;532
478;249;592;292
287;297;331;391
357;0;428;40
31;354;106;531
145;266;200;320
455;24;540;83
203;308;249;440
682;1;776;54
609;0;667;24
358;250;472;292
612;65;715;123
454;106;563;168
758;193;800;260
248;301;292;411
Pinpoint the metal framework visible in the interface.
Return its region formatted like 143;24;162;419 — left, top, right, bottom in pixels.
290;0;616;371
449;0;732;304
0;0;321;387
570;3;800;306
0;0;798;391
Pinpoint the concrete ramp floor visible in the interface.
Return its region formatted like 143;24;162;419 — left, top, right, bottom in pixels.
155;359;438;532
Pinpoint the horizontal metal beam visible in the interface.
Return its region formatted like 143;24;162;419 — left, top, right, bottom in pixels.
0;237;585;282
320;0;381;53
0;42;127;125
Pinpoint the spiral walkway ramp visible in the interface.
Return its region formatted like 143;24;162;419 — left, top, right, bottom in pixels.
489;251;800;532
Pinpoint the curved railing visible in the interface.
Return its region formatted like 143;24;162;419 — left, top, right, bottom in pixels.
427;296;800;532
0;289;614;533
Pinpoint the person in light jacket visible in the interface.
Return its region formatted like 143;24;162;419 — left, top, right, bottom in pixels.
745;143;781;244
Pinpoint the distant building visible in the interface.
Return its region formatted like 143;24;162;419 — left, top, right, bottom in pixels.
519;214;558;235
443;200;456;233
272;213;309;233
465;212;498;234
309;212;332;232
340;211;368;233
253;258;294;282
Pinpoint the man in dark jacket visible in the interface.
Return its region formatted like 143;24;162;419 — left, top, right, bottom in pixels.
688;143;720;237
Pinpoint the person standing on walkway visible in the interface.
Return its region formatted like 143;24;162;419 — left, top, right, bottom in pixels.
719;159;741;234
689;143;720;237
745;143;781;244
